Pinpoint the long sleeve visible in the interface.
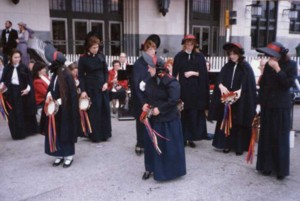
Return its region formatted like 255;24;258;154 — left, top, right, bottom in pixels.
18;31;29;43
276;61;297;90
78;56;86;92
157;79;180;115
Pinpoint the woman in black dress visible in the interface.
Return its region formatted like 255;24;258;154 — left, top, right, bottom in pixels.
141;49;186;181
44;45;81;168
172;35;210;147
78;36;112;142
256;42;297;179
0;49;37;139
208;43;256;155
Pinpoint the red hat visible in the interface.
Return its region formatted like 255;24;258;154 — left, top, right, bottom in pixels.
256;42;288;58
181;34;197;45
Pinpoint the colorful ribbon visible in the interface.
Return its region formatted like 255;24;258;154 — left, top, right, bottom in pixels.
0;92;12;121
44;101;58;153
80;110;92;136
246;114;260;164
220;103;232;137
140;107;169;155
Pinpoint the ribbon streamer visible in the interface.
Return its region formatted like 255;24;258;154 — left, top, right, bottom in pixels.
246;114;260;164
44;101;58;153
220;92;237;137
0;92;12;121
140;107;170;155
80;110;92;136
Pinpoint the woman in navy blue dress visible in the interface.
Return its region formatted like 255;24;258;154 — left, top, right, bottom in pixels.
78;36;112;142
43;45;81;168
256;42;297;179
141;41;186;181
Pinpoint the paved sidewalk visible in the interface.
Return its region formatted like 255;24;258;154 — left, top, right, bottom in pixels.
0;106;300;201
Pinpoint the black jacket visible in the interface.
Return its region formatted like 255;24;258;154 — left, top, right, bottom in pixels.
259;59;297;109
1;29;18;55
208;60;257;126
0;63;36;115
130;56;151;118
172;50;209;110
145;73;181;122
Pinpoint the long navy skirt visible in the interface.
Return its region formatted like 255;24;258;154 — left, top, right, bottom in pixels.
181;109;208;141
87;88;112;142
45;136;75;157
212;119;251;153
144;118;186;181
256;108;290;177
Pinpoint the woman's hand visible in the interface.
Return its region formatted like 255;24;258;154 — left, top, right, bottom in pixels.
102;83;108;91
234;89;242;100
16;39;19;43
219;84;229;95
80;91;88;99
142;104;149;112
152;107;160;116
268;59;281;73
184;71;199;78
21;88;30;96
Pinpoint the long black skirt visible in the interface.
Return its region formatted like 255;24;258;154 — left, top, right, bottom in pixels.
144;118;186;181
181;109;208;141
256;108;290;177
45;136;75;157
7;85;36;139
212;119;251;153
87;88;112;142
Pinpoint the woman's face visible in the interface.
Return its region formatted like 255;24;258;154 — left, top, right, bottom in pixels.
89;44;99;55
12;53;21;65
39;68;47;76
113;62;121;71
184;41;194;53
229;51;239;63
148;66;156;77
71;68;78;78
146;46;156;57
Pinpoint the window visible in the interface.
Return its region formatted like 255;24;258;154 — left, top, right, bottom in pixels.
49;0;66;11
72;0;104;13
290;3;300;33
109;22;122;55
51;19;67;53
109;0;119;12
251;1;278;48
192;0;210;14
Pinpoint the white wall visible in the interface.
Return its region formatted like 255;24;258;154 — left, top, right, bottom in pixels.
0;0;50;32
138;0;185;36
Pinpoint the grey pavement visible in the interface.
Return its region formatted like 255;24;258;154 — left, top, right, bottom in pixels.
1;106;300;201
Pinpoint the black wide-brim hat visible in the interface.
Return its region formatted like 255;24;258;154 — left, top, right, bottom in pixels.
223;42;245;55
144;34;161;49
45;43;66;64
256;42;288;58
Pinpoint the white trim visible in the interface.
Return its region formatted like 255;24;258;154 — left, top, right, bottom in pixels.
72;19;89;54
50;18;68;54
108;21;122;55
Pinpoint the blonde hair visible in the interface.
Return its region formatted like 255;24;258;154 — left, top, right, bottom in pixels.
143;40;157;51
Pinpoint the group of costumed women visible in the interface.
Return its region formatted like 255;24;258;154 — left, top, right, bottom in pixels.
0;32;296;180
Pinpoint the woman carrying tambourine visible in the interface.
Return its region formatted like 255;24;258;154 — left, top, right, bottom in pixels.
208;43;257;156
43;44;81;168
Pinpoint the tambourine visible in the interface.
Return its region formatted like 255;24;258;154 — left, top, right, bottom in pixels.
44;100;59;116
79;97;91;111
221;92;237;104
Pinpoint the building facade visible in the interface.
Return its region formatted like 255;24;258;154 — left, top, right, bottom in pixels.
0;0;299;57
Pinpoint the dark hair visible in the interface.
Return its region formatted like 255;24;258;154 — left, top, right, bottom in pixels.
86;36;100;52
112;60;121;67
9;49;22;64
29;59;36;64
32;61;46;79
226;47;245;63
6;20;12;26
58;65;72;106
68;62;78;71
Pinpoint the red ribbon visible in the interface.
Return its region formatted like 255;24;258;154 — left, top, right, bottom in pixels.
44;101;57;153
246;114;260;164
0;92;12;121
80;110;92;136
267;43;281;53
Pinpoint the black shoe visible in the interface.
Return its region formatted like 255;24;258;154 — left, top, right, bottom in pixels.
52;158;64;167
223;148;231;153
188;141;196;148
277;175;285;180
262;170;272;176
63;159;73;168
135;146;143;155
236;151;243;156
142;171;152;180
